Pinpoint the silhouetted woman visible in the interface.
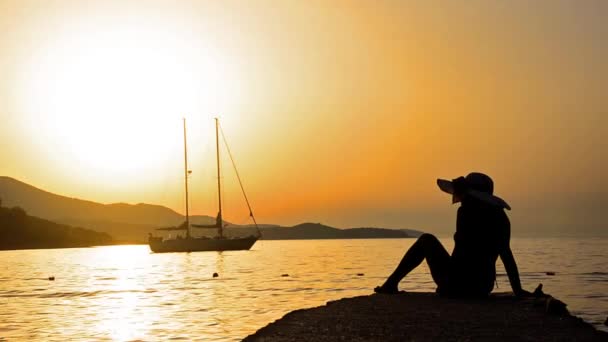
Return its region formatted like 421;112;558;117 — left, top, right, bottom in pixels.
375;172;531;297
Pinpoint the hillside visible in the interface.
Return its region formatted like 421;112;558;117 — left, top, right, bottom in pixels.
399;228;424;237
0;176;190;225
258;223;418;240
0;177;424;243
0;206;113;250
0;176;217;242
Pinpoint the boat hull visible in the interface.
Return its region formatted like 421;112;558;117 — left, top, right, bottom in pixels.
148;236;258;253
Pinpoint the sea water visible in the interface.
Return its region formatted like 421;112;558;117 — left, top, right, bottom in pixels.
0;238;606;341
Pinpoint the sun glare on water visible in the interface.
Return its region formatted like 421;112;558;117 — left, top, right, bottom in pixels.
17;17;242;185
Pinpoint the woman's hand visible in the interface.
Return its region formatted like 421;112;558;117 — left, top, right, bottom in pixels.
515;284;545;298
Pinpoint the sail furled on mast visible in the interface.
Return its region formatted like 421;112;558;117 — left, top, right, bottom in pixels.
156;221;189;231
215;118;224;238
192;212;223;229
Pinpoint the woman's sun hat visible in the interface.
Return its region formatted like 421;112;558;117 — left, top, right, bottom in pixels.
437;172;511;210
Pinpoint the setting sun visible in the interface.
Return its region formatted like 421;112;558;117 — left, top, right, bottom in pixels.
15;8;241;183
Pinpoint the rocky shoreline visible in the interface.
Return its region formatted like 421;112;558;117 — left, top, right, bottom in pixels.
243;292;607;341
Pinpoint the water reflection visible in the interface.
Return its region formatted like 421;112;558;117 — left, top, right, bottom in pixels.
0;239;606;340
80;246;153;341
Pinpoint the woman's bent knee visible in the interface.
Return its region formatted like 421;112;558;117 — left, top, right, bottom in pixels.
419;233;439;244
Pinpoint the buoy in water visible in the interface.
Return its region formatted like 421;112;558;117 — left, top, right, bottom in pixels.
357;273;365;276
48;276;55;281
546;272;556;276
213;273;219;278
281;274;289;277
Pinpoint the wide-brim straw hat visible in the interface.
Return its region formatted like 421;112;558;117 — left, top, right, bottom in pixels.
437;172;511;210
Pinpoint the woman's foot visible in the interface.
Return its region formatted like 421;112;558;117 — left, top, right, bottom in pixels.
374;284;399;294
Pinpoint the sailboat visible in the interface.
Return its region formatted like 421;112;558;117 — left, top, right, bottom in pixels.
148;118;260;253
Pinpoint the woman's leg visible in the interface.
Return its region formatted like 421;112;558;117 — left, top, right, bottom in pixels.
376;234;450;293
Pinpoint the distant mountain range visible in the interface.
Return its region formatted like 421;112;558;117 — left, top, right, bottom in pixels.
259;223;421;240
0;176;423;243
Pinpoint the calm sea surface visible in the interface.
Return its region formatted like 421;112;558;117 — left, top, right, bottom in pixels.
1;238;606;341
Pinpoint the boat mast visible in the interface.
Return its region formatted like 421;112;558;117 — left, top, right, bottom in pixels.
183;118;191;239
215;117;223;238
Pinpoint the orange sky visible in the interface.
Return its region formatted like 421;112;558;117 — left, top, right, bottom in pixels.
1;1;606;236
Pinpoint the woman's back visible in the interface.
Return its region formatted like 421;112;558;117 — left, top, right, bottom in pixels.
449;202;510;295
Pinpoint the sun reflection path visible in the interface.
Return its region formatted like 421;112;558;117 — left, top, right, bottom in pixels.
84;246;158;341
80;246;231;341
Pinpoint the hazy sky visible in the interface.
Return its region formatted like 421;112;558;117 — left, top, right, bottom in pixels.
1;0;606;236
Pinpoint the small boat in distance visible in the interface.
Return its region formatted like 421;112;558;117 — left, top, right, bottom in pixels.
149;118;260;253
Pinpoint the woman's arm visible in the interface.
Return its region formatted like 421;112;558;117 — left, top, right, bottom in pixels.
499;247;529;296
498;213;531;297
